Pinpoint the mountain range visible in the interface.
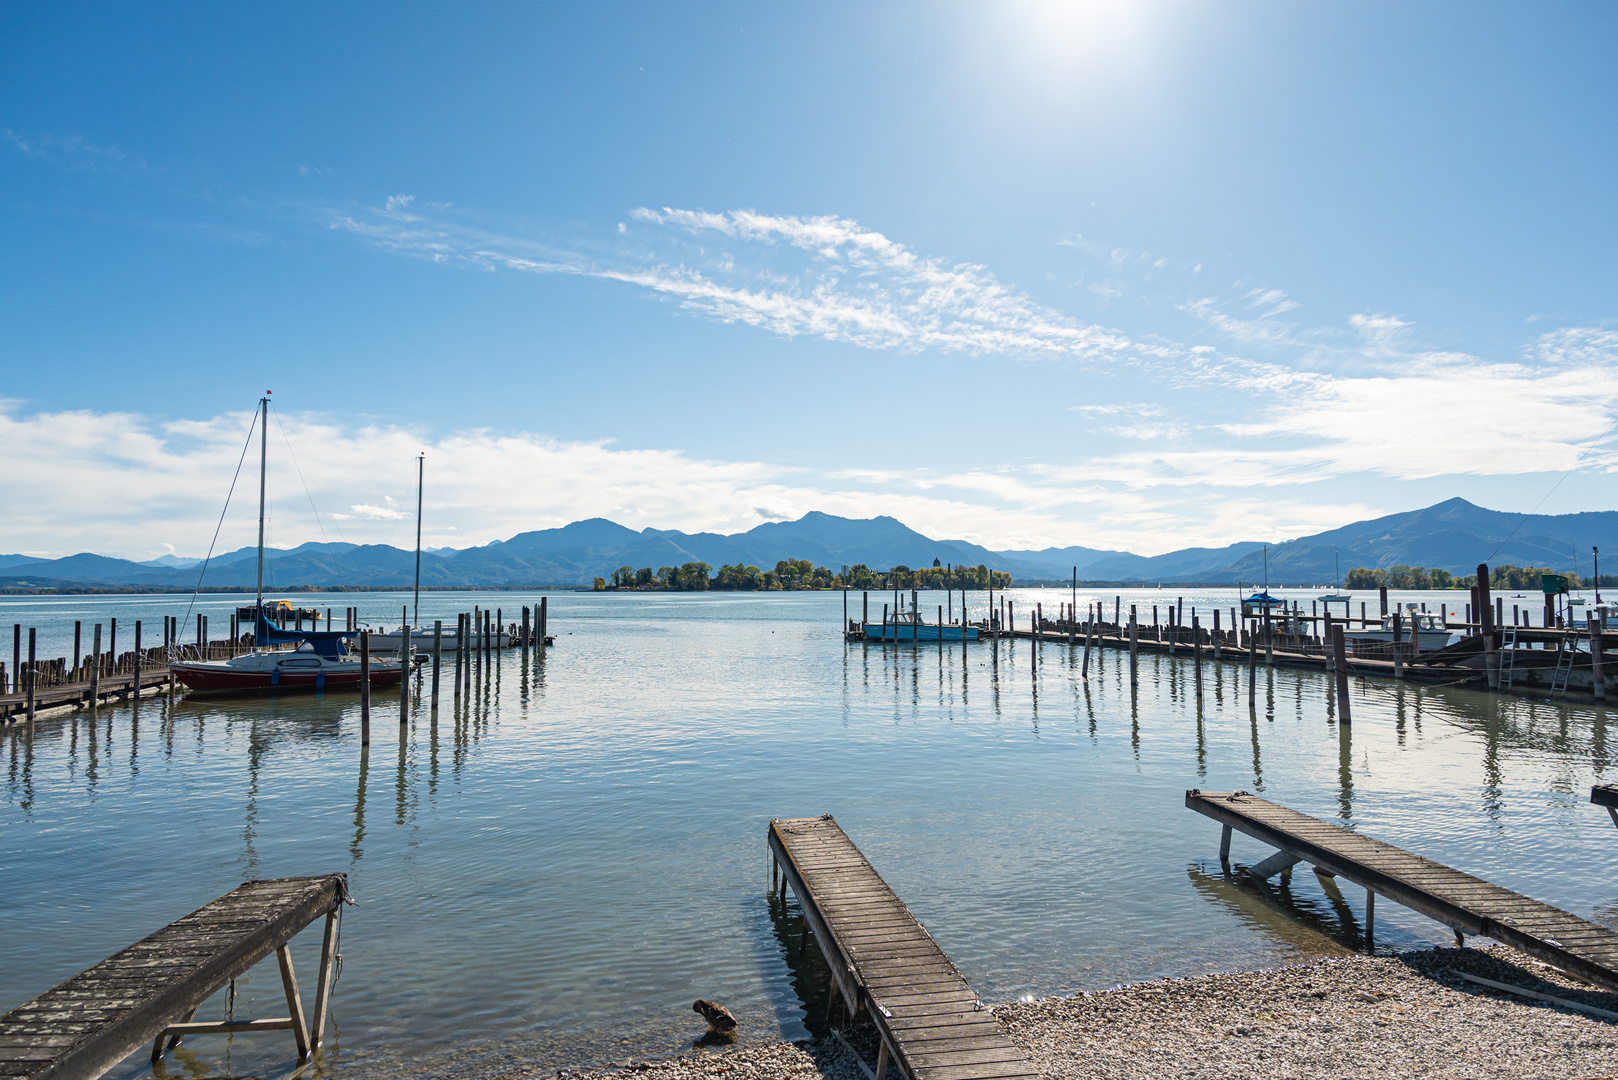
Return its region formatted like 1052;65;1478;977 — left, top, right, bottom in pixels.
0;498;1611;590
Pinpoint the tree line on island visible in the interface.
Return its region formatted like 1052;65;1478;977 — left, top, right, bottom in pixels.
1342;563;1615;590
594;561;1016;592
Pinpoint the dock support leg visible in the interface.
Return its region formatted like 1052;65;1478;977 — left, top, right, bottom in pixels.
824;974;839;1025
310;909;339;1051
875;1038;890;1080
1454;929;1465;948
1365;889;1375;953
1247;849;1302;881
277;944;312;1059
1219;825;1231;867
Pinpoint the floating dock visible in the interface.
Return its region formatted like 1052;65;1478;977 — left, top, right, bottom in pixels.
1186;790;1618;990
768;815;1036;1080
0;874;349;1080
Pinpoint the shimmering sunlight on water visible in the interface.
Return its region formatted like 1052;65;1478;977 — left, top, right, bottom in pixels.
1;588;1615;1078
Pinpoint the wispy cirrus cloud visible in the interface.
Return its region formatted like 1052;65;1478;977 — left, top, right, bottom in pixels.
320;195;1618;515
325;199;1153;362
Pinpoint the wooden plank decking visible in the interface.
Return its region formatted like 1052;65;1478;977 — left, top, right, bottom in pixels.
768;816;1037;1080
1595;784;1618;828
0;874;349;1080
1186;790;1618;991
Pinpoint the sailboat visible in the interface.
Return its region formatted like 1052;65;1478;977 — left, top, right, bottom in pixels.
1319;551;1352;608
169;394;404;693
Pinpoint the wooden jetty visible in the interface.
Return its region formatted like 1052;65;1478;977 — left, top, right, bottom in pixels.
0;874;349;1080
1186;790;1618;991
1594;783;1618;829
768;815;1036;1080
0;670;171;723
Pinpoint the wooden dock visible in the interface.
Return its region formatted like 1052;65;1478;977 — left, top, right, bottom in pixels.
0;670;172;723
768;816;1036;1080
1595;783;1618;829
1186;790;1618;991
0;874;349;1080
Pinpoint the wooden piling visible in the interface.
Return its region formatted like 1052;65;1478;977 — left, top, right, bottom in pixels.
1478;562;1498;689
399;606;411;723
25;628;36;724
72;622;82;684
90;623;102;701
359;631;371;745
1193;616;1204;697
862;591;869;626
1392;611;1403;680
1128;607;1138;686
1592;607;1607;703
1332;625;1351;724
133;622;142;688
1247;615;1257;706
521;606;530;656
432;620;443;706
1212;609;1222;660
539;597;548;646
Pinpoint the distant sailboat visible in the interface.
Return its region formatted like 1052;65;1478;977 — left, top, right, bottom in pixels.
1320;551;1351;607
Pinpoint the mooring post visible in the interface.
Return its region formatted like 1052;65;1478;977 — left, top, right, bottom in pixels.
72;621;82;686
25;627;36;724
399;605;410;724
431;620;443;706
360;631;371;746
1592;607;1607;702
539;596;548;646
1379;587;1388;618
454;613;465;699
1247;616;1257;706
1128;607;1138;686
1264;608;1274;666
863;590;869;627
882;604;889;642
133;621;142;692
90;623;102;703
845;589;850;635
521;606;530;656
1193;616;1204;697
1333;624;1352;723
1392;611;1404;680
1478;562;1498;689
1080;611;1092;679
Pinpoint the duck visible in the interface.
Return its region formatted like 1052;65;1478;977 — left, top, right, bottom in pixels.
692;999;737;1032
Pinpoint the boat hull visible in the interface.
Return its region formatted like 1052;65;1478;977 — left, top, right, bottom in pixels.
861;622;979;642
170;662;404;693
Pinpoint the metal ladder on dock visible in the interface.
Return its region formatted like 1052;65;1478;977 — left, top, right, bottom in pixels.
1500;627;1518;690
1550;630;1578;697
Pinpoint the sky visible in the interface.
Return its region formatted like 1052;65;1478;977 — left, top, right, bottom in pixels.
5;1;1618;560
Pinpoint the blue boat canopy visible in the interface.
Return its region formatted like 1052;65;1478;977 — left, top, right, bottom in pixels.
1243;591;1283;608
253;604;353;658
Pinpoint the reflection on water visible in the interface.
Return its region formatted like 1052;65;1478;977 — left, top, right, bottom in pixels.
1;590;1616;1080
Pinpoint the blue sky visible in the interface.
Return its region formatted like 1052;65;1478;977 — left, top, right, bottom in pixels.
5;2;1618;559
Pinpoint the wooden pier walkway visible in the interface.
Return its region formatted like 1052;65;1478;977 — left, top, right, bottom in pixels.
0;874;349;1080
1186;790;1618;991
768;816;1036;1080
1595;784;1618;829
0;670;171;723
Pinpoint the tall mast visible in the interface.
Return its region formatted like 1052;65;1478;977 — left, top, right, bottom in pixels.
255;393;269;618
413;453;424;626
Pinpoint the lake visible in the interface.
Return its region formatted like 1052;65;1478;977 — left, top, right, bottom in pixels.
1;587;1614;1078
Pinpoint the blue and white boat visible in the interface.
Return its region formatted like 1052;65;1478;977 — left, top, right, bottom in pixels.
862;609;979;642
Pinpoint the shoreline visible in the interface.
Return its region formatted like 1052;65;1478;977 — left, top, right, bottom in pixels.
394;945;1618;1080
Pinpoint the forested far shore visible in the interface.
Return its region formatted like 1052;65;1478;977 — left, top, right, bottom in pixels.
594;560;1015;592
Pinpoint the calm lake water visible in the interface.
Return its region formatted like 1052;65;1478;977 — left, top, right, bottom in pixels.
2;588;1615;1079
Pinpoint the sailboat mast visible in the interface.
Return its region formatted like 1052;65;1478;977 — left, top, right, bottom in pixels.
255;394;268;616
413;453;424;626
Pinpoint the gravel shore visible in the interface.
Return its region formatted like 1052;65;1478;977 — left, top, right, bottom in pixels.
542;945;1617;1080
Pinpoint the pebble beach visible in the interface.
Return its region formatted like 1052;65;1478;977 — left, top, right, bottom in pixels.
532;946;1618;1080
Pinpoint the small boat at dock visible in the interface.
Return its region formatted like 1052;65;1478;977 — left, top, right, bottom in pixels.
170;639;403;692
862;610;979;642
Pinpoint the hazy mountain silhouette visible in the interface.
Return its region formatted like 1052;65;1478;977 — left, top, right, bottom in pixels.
2;498;1611;589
